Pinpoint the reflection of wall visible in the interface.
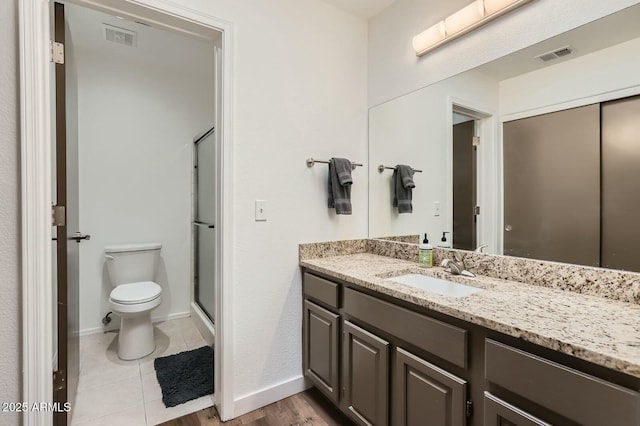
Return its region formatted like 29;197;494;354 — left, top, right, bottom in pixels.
369;0;639;106
500;37;640;115
369;70;498;241
75;32;215;334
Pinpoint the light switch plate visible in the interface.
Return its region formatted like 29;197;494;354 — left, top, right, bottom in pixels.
255;200;267;221
433;201;441;217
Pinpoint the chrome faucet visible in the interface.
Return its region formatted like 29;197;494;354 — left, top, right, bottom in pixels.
441;252;476;277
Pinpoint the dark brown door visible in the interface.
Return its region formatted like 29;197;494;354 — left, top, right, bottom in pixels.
342;320;389;426
53;3;82;424
393;347;467;426
503;104;600;265
303;300;340;403
453;119;476;250
601;95;640;272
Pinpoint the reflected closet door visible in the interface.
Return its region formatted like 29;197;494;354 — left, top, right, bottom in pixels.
503;104;600;266
601;95;640;271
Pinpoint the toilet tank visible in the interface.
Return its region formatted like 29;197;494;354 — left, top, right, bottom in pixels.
104;243;162;286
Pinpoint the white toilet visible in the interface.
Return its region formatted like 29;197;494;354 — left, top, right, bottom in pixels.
105;243;163;360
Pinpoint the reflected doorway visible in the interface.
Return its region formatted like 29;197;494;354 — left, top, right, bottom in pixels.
452;112;478;250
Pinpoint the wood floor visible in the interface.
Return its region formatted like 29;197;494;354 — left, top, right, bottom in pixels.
159;389;354;426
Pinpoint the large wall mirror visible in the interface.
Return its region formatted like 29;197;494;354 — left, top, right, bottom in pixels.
368;4;640;272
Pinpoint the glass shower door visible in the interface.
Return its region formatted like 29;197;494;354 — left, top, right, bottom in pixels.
194;127;216;322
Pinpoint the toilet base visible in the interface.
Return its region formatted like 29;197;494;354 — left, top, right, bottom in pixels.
117;312;156;360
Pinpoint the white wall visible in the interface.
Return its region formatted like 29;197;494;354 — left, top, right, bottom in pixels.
71;17;215;333
368;0;640;106
0;0;20;422
128;0;367;408
369;70;499;241
500;36;640;116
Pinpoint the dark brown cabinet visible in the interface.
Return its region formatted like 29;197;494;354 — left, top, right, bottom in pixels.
301;270;640;426
342;320;390;426
485;339;640;426
394;347;467;426
483;393;550;426
303;300;340;403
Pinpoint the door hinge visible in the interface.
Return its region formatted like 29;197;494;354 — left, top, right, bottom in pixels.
473;205;480;216
53;370;66;392
466;400;473;417
52;205;66;227
50;41;64;64
472;136;480;146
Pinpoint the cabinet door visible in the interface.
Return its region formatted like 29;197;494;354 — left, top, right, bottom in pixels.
394;347;467;426
303;300;340;402
343;320;390;426
484;393;551;426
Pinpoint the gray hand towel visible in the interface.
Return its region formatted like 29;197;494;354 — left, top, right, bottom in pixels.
393;165;415;214
328;158;353;215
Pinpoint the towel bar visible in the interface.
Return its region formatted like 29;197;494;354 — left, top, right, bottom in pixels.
307;158;363;170
378;164;423;173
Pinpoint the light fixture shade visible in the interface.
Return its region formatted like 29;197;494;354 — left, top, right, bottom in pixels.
444;0;485;36
484;0;519;15
412;21;446;53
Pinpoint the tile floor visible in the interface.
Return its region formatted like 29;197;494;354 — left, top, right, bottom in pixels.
71;317;213;426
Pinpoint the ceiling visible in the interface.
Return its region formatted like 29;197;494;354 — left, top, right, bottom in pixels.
65;3;217;71
477;4;640;80
320;0;398;19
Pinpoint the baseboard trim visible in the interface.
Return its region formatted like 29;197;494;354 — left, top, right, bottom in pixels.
78;311;191;336
233;375;310;418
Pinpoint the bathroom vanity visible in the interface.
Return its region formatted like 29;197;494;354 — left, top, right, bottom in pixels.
299;242;640;426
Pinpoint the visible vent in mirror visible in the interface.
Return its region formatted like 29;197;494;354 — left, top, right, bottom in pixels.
103;24;137;47
538;53;557;62
535;45;573;62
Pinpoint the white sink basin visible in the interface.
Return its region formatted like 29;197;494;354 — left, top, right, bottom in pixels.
387;274;483;298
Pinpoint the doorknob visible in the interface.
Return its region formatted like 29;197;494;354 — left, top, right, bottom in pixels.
70;232;91;243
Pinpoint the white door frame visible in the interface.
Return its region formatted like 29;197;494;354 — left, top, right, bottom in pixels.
18;0;236;423
446;96;499;253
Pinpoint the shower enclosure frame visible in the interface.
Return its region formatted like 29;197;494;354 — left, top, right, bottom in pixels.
191;125;217;340
19;0;237;422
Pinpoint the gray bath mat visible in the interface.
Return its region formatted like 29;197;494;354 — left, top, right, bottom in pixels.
154;346;214;407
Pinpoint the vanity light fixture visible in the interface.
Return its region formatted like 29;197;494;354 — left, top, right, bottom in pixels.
412;0;534;56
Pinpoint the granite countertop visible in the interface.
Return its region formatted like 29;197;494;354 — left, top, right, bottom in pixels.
300;253;640;378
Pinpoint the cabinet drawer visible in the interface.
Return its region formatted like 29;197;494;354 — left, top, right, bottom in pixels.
304;272;339;309
484;392;550;426
343;288;467;368
485;339;640;426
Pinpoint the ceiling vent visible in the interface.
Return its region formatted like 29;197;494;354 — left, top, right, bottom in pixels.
103;24;137;47
535;45;573;62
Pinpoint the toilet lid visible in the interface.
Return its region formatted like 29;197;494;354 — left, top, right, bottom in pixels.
110;281;162;305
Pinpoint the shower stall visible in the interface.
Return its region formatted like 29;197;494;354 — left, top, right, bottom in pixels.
191;125;217;344
193;126;216;323
190;46;222;344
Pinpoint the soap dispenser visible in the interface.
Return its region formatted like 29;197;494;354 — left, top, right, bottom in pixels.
419;233;433;268
439;232;451;248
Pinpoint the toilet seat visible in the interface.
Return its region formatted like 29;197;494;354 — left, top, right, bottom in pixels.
110;281;162;305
